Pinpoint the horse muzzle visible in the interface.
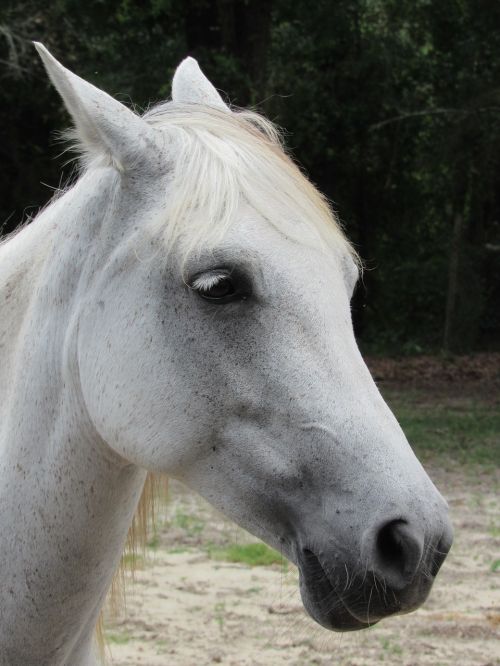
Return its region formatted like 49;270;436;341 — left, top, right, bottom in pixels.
296;516;453;631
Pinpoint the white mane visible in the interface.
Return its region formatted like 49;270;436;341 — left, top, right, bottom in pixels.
68;101;358;264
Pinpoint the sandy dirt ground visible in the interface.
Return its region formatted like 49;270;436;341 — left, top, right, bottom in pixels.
104;462;500;666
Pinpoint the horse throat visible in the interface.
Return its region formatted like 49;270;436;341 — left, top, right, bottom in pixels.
0;172;147;666
0;386;147;664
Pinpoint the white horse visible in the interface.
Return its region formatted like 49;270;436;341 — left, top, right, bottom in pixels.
0;44;452;665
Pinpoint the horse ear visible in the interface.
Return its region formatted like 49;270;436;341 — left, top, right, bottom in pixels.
34;42;161;172
172;57;230;111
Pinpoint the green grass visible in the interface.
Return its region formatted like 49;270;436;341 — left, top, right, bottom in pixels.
147;532;160;550
105;631;131;645
491;558;500;573
155;639;169;654
379;636;403;656
208;542;284;567
385;391;500;467
488;521;500;537
214;601;226;631
120;552;144;568
172;510;205;536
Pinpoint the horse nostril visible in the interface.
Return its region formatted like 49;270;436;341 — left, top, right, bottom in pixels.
429;529;453;577
372;520;424;590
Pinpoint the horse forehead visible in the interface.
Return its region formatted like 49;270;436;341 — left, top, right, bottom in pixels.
225;210;344;282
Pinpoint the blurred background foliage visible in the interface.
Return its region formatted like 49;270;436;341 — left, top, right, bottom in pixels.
1;0;499;354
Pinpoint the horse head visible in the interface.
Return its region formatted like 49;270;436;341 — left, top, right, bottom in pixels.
36;44;452;632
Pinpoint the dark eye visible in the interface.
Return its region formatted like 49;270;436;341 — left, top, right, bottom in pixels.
190;269;242;303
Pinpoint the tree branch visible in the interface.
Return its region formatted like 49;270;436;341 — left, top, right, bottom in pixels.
369;107;500;131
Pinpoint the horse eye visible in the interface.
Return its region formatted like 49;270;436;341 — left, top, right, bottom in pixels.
190;270;240;302
200;277;235;300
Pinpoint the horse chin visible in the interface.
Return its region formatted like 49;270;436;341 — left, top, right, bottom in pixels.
300;588;373;632
297;547;433;632
298;568;376;632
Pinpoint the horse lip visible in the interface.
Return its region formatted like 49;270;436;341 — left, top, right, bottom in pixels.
298;546;432;628
298;547;375;630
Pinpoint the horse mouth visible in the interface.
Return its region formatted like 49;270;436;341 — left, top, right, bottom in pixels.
297;544;437;631
297;549;371;631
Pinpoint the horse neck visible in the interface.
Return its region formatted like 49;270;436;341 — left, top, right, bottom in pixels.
0;170;110;390
0;170;147;665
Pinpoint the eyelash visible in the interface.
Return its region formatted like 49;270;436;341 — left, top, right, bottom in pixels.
191;270;229;293
188;268;250;303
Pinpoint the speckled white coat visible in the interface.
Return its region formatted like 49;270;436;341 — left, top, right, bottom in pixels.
0;45;452;665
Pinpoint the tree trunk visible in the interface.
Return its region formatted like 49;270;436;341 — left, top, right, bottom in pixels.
216;0;273;102
443;210;465;352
